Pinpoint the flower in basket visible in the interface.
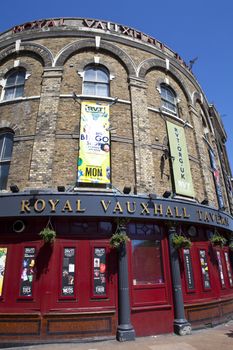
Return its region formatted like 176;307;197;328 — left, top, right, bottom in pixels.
172;234;192;249
39;227;56;243
209;233;227;247
110;232;130;249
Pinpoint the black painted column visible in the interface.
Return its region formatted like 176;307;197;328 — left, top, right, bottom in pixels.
168;226;191;335
116;223;135;341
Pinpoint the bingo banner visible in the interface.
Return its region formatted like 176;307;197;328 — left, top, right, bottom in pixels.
77;101;111;184
167;121;195;197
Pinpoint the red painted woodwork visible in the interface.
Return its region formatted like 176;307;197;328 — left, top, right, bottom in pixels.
181;242;233;305
128;227;174;335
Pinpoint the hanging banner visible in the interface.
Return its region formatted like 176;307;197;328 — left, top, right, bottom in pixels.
209;149;224;208
77;101;110;184
166;121;195;197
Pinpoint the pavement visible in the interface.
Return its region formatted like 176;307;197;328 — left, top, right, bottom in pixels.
1;321;233;350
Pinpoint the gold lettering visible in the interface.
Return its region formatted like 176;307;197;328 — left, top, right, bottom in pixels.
174;206;182;218
197;210;203;221
204;212;210;222
140;202;150;215
154;204;163;216
62;200;73;212
216;215;222;224
165;206;173;217
76;199;86;212
21;200;31;213
49;199;59;212
209;212;215;222
126;201;136;213
113;201;123;213
34;199;46;213
100;200;111;212
183;207;190;219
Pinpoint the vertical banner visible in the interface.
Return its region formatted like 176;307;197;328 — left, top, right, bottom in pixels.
166;121;195;197
0;248;7;296
209;149;224;208
78;101;110;185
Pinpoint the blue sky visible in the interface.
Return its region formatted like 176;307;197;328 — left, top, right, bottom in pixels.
1;0;233;172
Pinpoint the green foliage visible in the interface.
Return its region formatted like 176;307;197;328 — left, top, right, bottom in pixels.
39;227;56;243
209;233;227;247
110;232;130;249
172;234;192;249
229;242;233;251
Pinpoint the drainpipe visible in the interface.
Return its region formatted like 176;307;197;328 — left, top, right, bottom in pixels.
168;226;192;335
116;222;135;341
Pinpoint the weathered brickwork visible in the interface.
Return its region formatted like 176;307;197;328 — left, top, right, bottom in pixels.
0;18;232;214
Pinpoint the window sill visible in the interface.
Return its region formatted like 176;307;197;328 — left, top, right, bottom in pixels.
0;96;40;105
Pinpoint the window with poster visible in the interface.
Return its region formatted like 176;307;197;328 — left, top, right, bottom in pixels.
60;247;76;299
92;246;108;298
0;247;8;298
199;249;211;290
223;250;233;288
19;247;36;298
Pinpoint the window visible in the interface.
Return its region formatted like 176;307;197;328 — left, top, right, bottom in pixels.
132;240;164;285
83;66;110;97
0;131;14;190
3;69;26;100
160;84;177;115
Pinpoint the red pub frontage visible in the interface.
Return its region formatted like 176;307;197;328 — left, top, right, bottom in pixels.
0;17;232;344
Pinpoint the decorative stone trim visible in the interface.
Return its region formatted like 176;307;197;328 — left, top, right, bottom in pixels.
0;42;53;67
55;39;136;76
0;121;20;135
138;58;191;103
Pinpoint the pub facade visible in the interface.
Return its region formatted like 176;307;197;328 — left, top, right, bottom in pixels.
0;17;232;344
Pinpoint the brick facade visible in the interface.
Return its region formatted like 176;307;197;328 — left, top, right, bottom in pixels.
0;18;232;213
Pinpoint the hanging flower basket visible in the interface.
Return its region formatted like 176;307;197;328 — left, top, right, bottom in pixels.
110;232;130;249
209;233;227;247
39;227;56;244
110;218;130;249
172;234;192;249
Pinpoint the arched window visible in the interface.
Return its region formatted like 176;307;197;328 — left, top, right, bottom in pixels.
3;68;26;100
83;66;110;97
0;131;14;190
160;84;177;115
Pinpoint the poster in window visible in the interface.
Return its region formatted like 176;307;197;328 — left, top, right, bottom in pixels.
216;251;225;288
224;252;233;287
20;247;36;297
199;250;211;289
93;248;106;296
78;101;110;185
62;248;75;296
0;248;7;296
183;248;195;290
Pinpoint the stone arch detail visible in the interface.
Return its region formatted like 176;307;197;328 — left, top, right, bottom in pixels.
193;91;209;118
0;62;32;80
0;121;20;136
0;42;53;67
55;39;136;76
138;58;191;103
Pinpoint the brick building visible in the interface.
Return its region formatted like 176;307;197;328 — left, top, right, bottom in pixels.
0;18;232;344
